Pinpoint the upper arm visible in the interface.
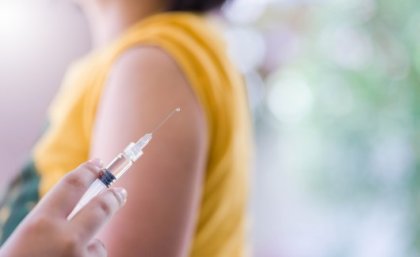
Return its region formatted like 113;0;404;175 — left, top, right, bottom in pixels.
90;47;208;257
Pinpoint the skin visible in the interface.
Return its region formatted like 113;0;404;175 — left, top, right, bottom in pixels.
0;160;128;257
78;0;209;256
75;0;168;47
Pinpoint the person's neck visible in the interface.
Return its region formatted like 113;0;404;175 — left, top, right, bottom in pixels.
83;0;167;48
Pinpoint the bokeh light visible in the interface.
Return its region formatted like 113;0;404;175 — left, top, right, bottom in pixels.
267;71;314;124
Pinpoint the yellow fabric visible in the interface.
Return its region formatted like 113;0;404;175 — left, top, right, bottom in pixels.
34;12;251;257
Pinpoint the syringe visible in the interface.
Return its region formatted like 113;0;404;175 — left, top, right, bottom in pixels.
67;107;181;220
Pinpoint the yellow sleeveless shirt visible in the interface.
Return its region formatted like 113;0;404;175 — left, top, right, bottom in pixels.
3;12;251;256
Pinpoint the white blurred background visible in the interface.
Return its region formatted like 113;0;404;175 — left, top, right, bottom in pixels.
1;0;420;256
0;1;89;185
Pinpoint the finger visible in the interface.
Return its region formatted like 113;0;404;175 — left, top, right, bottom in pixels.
86;239;107;257
71;187;127;241
35;160;103;217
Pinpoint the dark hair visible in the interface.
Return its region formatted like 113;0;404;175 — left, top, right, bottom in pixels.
169;0;229;13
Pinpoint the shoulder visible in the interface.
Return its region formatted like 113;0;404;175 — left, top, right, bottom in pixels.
94;45;208;156
111;46;186;89
106;45;197;116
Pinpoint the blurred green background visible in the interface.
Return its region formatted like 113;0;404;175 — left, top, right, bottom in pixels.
0;0;419;256
222;0;420;256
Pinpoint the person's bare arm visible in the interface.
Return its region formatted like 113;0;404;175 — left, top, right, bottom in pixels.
91;47;208;257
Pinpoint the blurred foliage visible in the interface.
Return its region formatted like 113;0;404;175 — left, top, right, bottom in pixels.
225;0;420;255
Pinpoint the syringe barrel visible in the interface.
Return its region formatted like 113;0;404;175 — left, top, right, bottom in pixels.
67;140;146;220
67;178;107;220
67;153;132;220
106;153;134;180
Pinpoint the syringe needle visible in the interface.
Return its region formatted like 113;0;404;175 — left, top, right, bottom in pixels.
68;107;181;220
151;107;181;134
133;107;181;153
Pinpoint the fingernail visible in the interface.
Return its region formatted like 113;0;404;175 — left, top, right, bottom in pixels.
89;158;103;168
112;188;128;206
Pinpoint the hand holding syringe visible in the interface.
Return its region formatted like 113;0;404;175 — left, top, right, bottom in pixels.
67;107;181;220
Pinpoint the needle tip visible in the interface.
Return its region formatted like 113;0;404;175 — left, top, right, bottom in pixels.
151;107;181;134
